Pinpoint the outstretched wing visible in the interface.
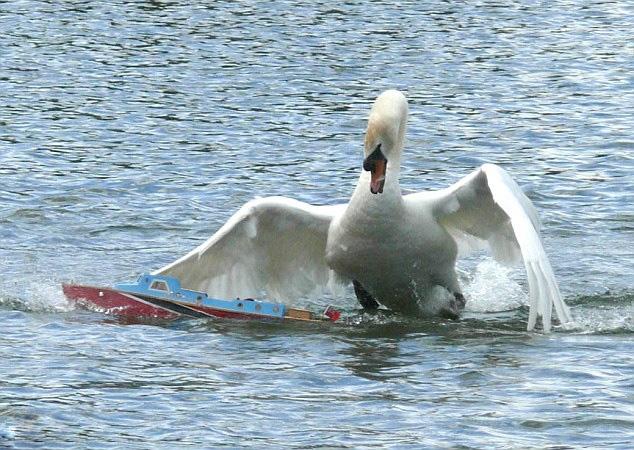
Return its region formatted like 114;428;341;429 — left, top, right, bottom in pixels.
154;196;347;301
406;164;572;331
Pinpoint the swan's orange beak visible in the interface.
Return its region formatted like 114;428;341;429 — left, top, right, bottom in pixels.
363;145;387;194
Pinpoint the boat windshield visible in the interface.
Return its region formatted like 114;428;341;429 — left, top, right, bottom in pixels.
150;280;169;292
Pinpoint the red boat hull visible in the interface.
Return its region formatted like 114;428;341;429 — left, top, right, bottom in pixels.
63;284;179;319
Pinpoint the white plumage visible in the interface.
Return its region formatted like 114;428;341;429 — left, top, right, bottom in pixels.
155;90;572;331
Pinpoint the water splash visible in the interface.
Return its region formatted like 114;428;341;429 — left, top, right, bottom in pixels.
0;271;73;313
572;306;634;334
566;291;634;334
459;259;634;334
461;259;527;313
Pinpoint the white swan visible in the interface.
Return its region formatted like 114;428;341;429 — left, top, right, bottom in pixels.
155;90;572;331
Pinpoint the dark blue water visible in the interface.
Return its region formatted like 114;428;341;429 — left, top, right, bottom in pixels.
1;1;633;448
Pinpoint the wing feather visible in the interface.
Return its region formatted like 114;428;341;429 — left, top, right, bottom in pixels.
410;164;572;331
153;196;346;301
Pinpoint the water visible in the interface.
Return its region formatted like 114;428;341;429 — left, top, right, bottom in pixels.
1;0;633;448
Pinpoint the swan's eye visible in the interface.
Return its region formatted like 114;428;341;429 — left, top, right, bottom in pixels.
363;144;387;171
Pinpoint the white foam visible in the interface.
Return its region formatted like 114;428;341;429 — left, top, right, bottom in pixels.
461;259;527;312
568;302;633;334
23;278;74;312
0;273;74;313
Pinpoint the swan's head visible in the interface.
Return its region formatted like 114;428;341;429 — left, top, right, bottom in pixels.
363;90;408;194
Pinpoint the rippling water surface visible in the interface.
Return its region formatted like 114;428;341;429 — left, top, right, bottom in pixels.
1;1;633;448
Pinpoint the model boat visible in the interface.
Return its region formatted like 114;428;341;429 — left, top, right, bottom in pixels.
62;274;341;323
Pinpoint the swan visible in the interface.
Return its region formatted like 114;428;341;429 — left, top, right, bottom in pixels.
155;90;572;331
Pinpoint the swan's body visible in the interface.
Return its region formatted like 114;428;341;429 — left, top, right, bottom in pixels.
327;175;460;316
156;90;572;331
